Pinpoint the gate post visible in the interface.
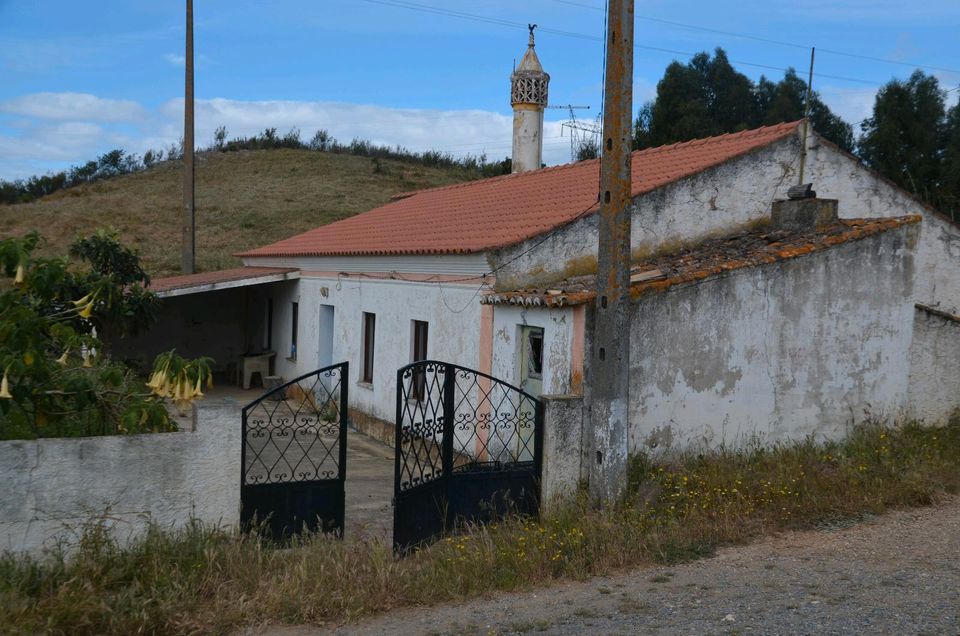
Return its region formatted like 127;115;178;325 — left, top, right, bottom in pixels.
540;395;585;512
441;364;455;528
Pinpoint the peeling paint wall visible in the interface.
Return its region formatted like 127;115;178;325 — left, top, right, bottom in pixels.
489;304;575;395
907;306;960;424
805;138;960;314
630;225;917;453
0;403;240;555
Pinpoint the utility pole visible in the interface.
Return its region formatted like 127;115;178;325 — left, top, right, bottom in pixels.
590;0;634;502
181;0;196;274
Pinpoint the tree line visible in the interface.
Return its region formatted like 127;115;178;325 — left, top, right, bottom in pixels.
0;128;511;205
630;48;960;218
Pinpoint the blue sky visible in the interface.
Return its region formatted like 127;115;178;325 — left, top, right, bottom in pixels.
1;0;959;180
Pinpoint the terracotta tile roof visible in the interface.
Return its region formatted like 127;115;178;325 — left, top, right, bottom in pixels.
481;215;922;307
238;121;802;258
150;266;299;296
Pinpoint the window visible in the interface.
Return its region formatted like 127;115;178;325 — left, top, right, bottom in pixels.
411;320;429;400
412;320;428;362
289;301;298;360
525;328;544;379
264;298;273;350
362;312;376;383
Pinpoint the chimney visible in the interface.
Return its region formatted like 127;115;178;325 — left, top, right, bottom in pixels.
510;25;550;173
771;184;838;232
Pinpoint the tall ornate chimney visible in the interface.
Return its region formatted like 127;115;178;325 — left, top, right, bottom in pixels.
511;25;550;173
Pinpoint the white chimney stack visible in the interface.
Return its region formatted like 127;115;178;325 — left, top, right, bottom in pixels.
511;25;550;173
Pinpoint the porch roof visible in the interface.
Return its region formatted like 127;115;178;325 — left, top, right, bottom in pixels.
150;266;299;298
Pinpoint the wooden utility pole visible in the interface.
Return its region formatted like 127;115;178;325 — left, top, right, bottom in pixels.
181;0;196;274
590;0;634;502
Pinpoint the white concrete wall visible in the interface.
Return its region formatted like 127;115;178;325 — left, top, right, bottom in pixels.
805;137;960;314
0;402;240;554
264;275;485;422
629;224;918;453
490;304;576;395
907;306;960;424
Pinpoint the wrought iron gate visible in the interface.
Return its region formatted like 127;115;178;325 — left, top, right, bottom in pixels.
394;360;543;552
241;362;348;541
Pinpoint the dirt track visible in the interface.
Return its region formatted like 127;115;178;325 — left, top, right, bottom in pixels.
300;497;960;635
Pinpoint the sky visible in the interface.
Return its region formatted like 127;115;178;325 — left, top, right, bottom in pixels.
1;0;959;181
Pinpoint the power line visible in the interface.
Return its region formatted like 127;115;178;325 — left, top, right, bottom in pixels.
354;0;888;86
548;0;960;76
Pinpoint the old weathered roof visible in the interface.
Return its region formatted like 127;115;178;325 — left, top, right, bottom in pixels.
481;215;922;307
150;266;299;298
238;121;802;259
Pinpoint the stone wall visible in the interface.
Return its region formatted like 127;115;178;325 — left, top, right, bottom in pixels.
908;305;960;424
629;224;918;453
0;402;240;554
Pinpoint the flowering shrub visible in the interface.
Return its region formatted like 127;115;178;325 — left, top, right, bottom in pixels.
0;231;210;439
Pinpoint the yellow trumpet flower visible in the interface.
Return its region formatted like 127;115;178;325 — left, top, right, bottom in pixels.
71;293;92;307
13;262;25;285
0;370;11;399
78;302;93;319
82;353;93;368
55;350;69;366
192;373;204;399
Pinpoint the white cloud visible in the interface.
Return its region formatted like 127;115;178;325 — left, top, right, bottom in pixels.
818;86;878;130
1;93;591;179
0;92;146;123
164;53;186;67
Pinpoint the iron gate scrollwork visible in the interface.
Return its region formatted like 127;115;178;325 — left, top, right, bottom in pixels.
241;362;348;541
394;360;543;552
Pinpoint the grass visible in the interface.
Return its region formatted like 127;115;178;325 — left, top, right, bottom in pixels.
2;419;959;635
0;150;478;277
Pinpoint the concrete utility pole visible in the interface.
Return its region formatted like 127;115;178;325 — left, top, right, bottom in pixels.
590;0;634;503
181;0;196;274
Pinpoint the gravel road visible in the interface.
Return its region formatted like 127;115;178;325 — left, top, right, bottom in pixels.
263;497;960;635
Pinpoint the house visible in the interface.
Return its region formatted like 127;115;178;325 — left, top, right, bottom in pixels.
118;36;960;454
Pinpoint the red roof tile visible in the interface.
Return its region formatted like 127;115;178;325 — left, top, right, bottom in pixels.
150;266;298;295
238;122;801;258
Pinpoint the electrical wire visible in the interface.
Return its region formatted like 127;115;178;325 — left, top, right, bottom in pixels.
548;0;960;76
353;0;896;87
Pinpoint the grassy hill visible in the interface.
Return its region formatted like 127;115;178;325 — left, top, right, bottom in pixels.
0;150;479;277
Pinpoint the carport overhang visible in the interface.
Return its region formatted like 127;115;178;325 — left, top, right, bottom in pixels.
150;267;300;298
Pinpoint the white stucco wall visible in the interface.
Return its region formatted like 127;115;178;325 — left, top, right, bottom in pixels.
0;402;240;554
489;304;576;395
262;275;485;422
907;306;960;425
805;138;960;314
629;224;918;453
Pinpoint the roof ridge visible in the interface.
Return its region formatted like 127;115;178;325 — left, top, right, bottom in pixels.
633;120;802;158
387;120;800;202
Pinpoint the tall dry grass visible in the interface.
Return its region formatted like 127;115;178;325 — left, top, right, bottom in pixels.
2;419;958;634
0;150;478;277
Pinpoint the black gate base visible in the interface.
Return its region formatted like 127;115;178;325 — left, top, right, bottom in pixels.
394;361;543;553
241;362;348;543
